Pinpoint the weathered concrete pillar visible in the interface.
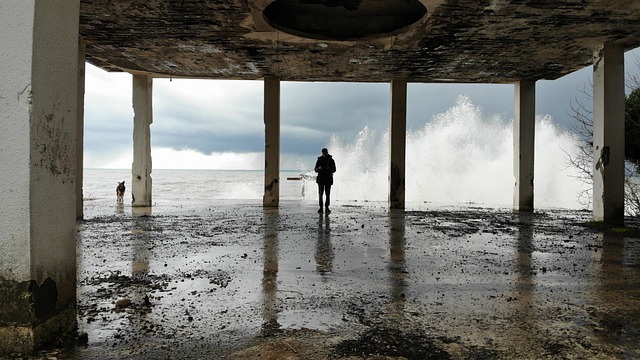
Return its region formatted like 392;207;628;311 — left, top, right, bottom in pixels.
263;76;280;207
0;0;79;354
76;43;86;219
592;43;625;224
513;80;536;212
389;79;407;209
132;75;153;207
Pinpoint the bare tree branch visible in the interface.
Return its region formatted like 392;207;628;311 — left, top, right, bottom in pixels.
565;69;640;216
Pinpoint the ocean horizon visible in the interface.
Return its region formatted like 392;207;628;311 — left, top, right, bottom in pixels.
83;168;312;204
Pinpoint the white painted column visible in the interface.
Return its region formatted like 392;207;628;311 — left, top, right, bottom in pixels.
132;75;153;207
76;42;86;219
263;76;281;207
0;0;79;354
592;43;625;224
513;80;536;212
389;79;407;209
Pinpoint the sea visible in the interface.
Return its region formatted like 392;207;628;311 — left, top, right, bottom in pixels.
83;160;585;212
84;97;592;211
83;169;315;205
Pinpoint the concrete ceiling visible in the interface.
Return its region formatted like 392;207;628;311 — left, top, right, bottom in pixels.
79;0;640;83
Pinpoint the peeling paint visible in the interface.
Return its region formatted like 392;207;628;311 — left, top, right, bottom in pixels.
17;84;32;105
247;62;259;73
32;111;74;184
265;178;278;192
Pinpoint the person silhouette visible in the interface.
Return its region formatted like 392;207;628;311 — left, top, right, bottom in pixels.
314;148;336;214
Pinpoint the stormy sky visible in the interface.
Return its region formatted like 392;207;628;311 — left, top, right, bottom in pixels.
83;48;640;170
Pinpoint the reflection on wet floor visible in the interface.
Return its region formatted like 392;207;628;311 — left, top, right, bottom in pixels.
261;208;279;335
509;212;536;354
592;233;639;349
131;207;151;306
69;201;640;359
315;214;334;277
388;210;406;317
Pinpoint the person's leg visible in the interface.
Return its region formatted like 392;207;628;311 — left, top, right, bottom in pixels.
318;184;324;212
325;184;331;212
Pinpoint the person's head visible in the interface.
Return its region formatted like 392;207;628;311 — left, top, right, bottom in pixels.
321;148;328;156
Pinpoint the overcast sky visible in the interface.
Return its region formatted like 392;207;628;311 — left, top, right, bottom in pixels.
84;48;640;170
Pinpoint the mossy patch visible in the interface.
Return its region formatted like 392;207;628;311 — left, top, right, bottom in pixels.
583;221;640;237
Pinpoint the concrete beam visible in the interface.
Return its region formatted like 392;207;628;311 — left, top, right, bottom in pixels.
263;77;281;207
513;80;536;212
389;79;407;209
132;75;153;207
0;0;79;354
592;43;625;224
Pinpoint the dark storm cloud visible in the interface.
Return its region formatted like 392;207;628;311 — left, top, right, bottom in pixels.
152;78;264;152
282;82;389;134
83;67;136;167
279;81;391;158
152;130;265;153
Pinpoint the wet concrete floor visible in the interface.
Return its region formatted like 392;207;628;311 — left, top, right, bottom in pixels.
24;200;640;359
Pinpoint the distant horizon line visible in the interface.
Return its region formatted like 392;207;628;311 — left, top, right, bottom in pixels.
84;167;306;172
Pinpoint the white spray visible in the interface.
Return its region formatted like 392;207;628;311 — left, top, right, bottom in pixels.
308;95;589;210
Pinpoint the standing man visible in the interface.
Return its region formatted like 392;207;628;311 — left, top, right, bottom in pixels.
315;148;336;214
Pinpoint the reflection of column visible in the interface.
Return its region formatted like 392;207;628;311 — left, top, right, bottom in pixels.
262;208;280;333
593;233;626;337
388;210;406;315
118;205;154;346
515;213;534;313
315;214;334;278
131;207;152;305
511;213;536;349
597;234;624;281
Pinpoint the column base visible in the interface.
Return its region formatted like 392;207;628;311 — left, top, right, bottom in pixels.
0;304;76;356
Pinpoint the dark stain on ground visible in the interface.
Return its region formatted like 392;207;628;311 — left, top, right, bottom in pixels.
332;326;452;359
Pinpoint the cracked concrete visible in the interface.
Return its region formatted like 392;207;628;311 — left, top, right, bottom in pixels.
79;0;640;83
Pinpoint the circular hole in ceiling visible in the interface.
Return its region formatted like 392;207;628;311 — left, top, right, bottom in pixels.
263;0;427;41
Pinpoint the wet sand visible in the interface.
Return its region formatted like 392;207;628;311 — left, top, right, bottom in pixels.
26;200;640;359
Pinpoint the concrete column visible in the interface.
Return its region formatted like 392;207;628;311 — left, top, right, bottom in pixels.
76;43;86;219
263;76;280;207
0;1;79;354
592;43;625;224
389;79;407;209
132;75;153;207
513;80;536;212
